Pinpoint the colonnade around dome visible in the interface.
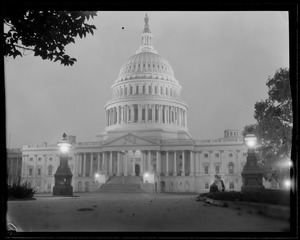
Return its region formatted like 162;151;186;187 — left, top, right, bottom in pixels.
105;104;187;128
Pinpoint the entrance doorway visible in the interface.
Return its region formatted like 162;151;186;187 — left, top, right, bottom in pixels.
135;164;140;176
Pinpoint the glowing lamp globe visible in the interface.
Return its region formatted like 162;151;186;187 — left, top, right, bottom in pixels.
57;133;71;154
58;141;71;153
244;134;257;149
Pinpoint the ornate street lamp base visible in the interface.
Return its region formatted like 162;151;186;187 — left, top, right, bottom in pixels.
241;174;265;192
53;186;73;196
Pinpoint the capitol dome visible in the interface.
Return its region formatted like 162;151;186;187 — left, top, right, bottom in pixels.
116;51;177;84
103;14;191;141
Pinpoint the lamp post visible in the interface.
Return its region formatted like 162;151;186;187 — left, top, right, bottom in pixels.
53;133;73;196
241;134;265;192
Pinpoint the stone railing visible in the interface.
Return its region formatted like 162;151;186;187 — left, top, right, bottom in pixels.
105;94;186;106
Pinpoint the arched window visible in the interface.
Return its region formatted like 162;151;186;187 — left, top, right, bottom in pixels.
48;165;53;175
125;86;127;95
142;85;145;94
166;88;168;96
155;107;158;122
229;162;234;174
161;86;163;95
130;86;133;95
136;85;139;94
155;86;158;94
120;88;123;96
170;88;173;97
148;85;152;94
162;106;165;123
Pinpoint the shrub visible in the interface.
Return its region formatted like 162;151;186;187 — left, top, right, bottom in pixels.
198;189;290;206
8;181;36;199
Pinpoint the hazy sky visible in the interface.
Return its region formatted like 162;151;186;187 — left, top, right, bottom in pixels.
5;11;289;148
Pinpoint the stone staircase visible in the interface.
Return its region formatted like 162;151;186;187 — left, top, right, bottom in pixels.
98;176;144;193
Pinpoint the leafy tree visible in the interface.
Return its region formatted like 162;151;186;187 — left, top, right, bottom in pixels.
3;10;97;66
243;68;293;186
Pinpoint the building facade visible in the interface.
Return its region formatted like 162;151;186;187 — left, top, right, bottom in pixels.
18;14;255;193
7;148;22;185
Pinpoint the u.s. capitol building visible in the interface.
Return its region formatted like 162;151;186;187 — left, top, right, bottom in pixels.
20;14;249;193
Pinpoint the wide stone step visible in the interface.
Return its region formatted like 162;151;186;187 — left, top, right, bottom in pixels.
106;176;143;184
100;183;141;190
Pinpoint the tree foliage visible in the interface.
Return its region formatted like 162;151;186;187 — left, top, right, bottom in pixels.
3;10;97;66
243;68;293;183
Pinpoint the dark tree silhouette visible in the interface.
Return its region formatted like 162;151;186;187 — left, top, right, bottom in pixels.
243;68;292;185
3;10;97;66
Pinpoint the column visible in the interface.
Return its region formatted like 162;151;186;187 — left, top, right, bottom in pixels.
82;153;86;177
90;153;93;176
185;110;188;127
178;109;181;126
97;153;100;173
138;105;142;122
77;154;81;176
141;151;144;174
156;151;161;174
190;150;194;176
117;152;120;176
181;151;185;176
152;105;155;122
148;151;151;172
145;105;148;123
73;154;77;176
195;151;199;176
117;107;120;124
173;151;177;176
102;152;105;174
209;151;213;176
166;151;169;176
124;151;128;176
109;151;113;175
131;105;134;123
220;150;225;176
154;105;157;122
132;151;136;176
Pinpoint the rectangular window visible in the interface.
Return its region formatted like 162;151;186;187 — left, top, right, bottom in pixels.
243;153;247;157
215;153;219;158
30;158;33;161
204;166;209;174
38;168;41;176
204;154;208;158
205;182;209;189
229;182;234;189
29;168;33;176
38;157;42;161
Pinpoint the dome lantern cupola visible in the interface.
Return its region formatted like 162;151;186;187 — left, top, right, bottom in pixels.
136;13;157;54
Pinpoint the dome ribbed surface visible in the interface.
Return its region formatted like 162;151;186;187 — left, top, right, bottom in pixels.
116;52;176;83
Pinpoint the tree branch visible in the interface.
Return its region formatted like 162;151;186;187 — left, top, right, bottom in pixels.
15;44;34;51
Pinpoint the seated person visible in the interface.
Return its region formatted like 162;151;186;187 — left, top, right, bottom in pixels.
209;180;220;193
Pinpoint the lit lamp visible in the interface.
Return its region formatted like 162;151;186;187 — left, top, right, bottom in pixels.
53;133;73;196
241;134;265;192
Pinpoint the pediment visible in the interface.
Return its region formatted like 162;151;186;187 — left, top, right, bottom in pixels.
103;134;158;147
